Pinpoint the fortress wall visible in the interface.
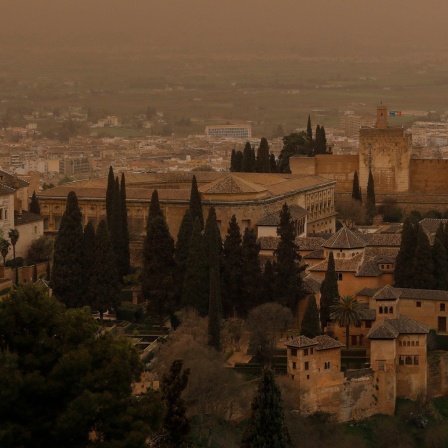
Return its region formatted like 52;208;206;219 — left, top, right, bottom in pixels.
427;352;448;398
410;159;448;194
289;157;316;176
315;155;359;193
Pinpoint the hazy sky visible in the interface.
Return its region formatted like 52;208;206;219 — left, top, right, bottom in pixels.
2;0;448;55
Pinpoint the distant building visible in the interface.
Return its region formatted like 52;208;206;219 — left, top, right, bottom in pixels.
205;124;252;139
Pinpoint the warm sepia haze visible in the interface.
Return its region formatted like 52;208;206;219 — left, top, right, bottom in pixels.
1;0;448;136
1;0;448;54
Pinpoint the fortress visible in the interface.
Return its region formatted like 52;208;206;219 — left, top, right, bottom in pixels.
290;105;448;214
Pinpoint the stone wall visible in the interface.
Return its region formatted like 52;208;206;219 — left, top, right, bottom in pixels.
427;351;448;398
410;159;448;194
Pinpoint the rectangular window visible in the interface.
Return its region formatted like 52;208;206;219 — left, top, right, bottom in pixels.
0;208;3;220
292;362;296;369
310;348;314;355
378;360;385;372
290;349;297;357
4;210;7;220
441;304;446;312
304;362;309;371
416;302;422;308
399;356;404;365
304;349;308;356
324;361;330;369
414;356;419;365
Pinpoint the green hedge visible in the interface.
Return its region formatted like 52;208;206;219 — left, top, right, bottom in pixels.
116;302;144;323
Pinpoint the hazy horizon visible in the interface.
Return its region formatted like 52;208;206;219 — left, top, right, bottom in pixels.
1;0;448;56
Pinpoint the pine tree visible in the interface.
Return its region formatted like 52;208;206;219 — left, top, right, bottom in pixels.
51;191;85;308
142;215;175;328
394;219;417;287
269;153;277;172
273;203;305;312
29;190;41;214
256;137;270;173
120;173;131;278
241;367;290;448
411;224;434;289
88;220;120;323
366;169;376;224
222;215;243;317
149;189;163;222
352;170;361;202
262;259;275;303
189;175;204;230
174;209;194;303
208;268;221;351
319;251;339;331
106;166;115;228
432;223;448;290
306;114;313;147
182;218;209;315
161;359;190;447
241;227;262;315
300;295;321;338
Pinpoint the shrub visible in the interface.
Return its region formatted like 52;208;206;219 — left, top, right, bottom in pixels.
6;257;24;268
116;302;144;323
27;236;54;262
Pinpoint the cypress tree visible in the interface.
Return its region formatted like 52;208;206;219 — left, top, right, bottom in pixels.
241;367;290;448
230;148;237;172
411;224;434;290
241;227;262;315
82;220;96;300
432;223;448;290
110;177;124;280
269;153;277;173
256;137;270;173
174;209;194;303
352;170;361;202
394;219;417;287
106;166;115;228
314;124;322;154
242;142;255;173
222;215;243;317
250;147;257;172
319;251;339;331
306;114;313;147
161;359;190;447
208;268;221;351
120;173;131;278
203;206;222;276
32;264;37;282
273;203;305;311
189;175;204;230
301;295;321;338
321;126;327;150
182;218;208;315
51;191;85;308
88;220;120;324
235;150;243;172
366;169;376;224
262;259;275;303
149;189;163;222
142;215;175;328
29;190;41;214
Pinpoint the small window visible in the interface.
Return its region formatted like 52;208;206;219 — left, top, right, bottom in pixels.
414;356;419;366
416;341;419;347
291;375;295;380
399;341;402;347
324;361;330;370
389;307;393;314
310;348;314;355
292;362;296;369
0;208;3;220
411;341;415;347
384;307;388;314
379;306;383;314
4;210;7;220
416;302;421;308
338;273;343;281
306;375;310;380
399;356;404;365
290;349;297;357
304;349;309;356
405;356;412;365
304;362;309;371
378;360;385;371
441;304;446;312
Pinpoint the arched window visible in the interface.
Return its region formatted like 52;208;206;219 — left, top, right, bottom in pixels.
405;356;412;365
384;307;388;314
379;307;383;314
389;307;393;314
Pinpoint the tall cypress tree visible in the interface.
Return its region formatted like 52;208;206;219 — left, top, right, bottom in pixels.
189;175;204;230
203;206;221;276
110;177;124;280
142;215;175;328
149;189;163;222
352;170;362;202
106;166;115;229
306;114;313;147
51;191;85;308
241;227;262;315
88;220;120;323
262;259;275;303
314;124;322;154
29;190;41;214
235;150;243;172
182;218;208;315
301;295;321;338
120;173;130;278
82;220;96;301
208;268;221;351
174;209;194;303
411;224;434;290
273;203;305;312
366;169;376;224
222;215;243;317
230;148;237;172
319;251;339;331
256;137;270;173
241;367;290;448
242;142;255;173
394;219;417;287
269;153;277;173
432;223;448;290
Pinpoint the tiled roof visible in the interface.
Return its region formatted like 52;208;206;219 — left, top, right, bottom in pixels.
419;218;448;235
358;304;376;321
355;260;383;277
368;315;429;340
357;286;448;302
286;335;318;349
0;170;29;188
296;236;326;251
359;233;402;247
303;248;325;260
257;204;307;226
15;210;44;226
309;252;363;273
0;183;16;196
357;287;382;297
303;275;322;294
258;236;278;250
314;334;345;350
372;285;400;301
364;246;399;260
199;174;267;195
323;227;366;249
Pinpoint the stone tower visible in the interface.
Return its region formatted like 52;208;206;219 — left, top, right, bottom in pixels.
359;105;412;193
